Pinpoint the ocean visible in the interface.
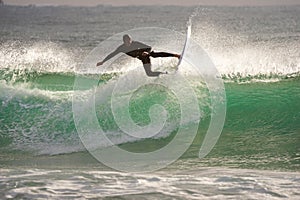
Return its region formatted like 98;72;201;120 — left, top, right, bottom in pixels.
0;4;299;199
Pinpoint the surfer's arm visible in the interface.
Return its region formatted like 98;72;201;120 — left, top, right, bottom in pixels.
97;47;122;66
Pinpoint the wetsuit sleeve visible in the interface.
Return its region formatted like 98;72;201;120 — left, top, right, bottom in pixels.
102;46;122;63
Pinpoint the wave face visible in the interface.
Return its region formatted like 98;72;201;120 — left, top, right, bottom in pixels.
0;5;299;171
0;67;299;171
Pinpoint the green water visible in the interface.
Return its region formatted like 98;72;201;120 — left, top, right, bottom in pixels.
0;70;299;171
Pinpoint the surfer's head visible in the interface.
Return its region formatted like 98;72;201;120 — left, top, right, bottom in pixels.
123;34;132;46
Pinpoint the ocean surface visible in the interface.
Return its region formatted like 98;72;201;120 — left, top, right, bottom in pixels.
0;4;300;199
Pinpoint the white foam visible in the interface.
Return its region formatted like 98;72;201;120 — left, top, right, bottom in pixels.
0;41;78;73
1;167;299;199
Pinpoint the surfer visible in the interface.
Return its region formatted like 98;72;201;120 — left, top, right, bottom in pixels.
97;34;180;77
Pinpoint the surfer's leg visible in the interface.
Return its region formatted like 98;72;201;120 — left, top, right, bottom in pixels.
140;56;165;77
150;51;180;59
143;63;162;77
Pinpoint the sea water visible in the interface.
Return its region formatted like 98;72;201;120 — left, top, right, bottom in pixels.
0;5;299;199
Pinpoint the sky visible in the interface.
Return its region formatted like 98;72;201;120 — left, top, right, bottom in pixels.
4;0;300;7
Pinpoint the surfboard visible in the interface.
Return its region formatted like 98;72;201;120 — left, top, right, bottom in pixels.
177;23;192;69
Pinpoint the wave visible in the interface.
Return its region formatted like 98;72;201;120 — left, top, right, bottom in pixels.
1;40;300;86
0;68;299;91
0;64;214;155
0;71;299;156
0;32;299;156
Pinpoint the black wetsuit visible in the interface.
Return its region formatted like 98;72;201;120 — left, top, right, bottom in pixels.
102;41;176;76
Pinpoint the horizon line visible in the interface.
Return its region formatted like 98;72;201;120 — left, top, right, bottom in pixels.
3;3;300;8
3;0;300;7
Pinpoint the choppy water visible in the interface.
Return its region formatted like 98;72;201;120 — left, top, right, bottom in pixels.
1;167;299;199
0;4;299;199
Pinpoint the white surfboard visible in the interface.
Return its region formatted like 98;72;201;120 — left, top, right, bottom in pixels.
177;23;192;68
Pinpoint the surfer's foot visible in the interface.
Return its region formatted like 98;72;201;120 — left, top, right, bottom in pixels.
175;54;181;59
160;71;168;75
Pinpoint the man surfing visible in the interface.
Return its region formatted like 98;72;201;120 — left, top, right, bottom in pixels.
97;34;180;77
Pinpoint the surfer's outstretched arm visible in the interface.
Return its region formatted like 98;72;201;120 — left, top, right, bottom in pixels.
96;47;122;66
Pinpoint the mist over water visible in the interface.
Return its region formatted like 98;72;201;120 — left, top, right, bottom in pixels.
1;6;299;82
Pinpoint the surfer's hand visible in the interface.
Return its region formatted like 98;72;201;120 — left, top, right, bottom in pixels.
175;54;181;59
142;52;149;56
97;61;104;66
